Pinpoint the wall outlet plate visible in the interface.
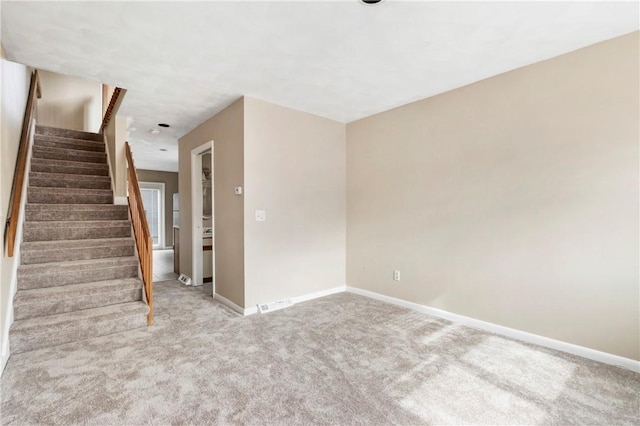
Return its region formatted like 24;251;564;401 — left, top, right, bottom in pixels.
234;186;242;195
178;274;192;286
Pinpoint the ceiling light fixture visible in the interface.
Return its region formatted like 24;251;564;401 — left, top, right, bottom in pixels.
360;0;383;5
159;148;168;152
150;128;161;135
158;123;170;128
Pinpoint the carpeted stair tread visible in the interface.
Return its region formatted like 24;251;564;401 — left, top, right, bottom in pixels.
21;237;134;264
13;278;143;320
22;237;134;251
35;134;105;152
30;158;109;176
9;301;149;353
32;145;107;164
36;125;103;142
28;187;113;204
11;301;148;332
18;256;139;290
29;172;111;189
23;220;131;242
18;256;138;276
26;204;129;222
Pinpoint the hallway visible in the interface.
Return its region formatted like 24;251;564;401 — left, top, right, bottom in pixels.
153;249;177;282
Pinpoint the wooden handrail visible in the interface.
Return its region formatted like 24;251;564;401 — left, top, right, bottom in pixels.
5;70;41;257
99;87;123;134
125;142;154;325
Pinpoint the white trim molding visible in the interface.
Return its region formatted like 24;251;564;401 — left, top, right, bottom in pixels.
291;285;346;305
215;285;347;317
346;286;640;373
214;293;256;316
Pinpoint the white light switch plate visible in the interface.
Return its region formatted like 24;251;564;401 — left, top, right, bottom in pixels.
255;210;266;222
234;186;242;195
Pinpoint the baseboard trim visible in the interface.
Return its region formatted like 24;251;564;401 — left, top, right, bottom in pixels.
346;286;640;373
214;293;256;316
216;286;347;317
291;285;346;304
0;347;9;377
114;196;128;205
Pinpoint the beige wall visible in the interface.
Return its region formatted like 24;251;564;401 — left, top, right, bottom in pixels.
179;98;245;307
138;169;178;247
36;70;102;132
346;33;639;360
243;98;346;307
105;114;127;199
0;48;31;370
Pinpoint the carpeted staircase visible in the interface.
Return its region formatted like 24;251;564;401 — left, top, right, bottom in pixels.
9;125;149;354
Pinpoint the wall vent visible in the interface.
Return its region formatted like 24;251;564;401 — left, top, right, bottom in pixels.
258;299;293;314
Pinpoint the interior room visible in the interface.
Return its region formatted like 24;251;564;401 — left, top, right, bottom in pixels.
0;1;638;424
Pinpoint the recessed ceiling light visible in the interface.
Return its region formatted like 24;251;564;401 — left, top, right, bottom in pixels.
159;148;168;152
158;123;170;128
360;0;383;4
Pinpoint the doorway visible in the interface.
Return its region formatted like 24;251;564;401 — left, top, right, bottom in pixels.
140;181;178;282
191;141;215;295
140;182;165;248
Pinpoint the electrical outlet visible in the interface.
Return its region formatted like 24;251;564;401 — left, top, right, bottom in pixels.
393;270;401;281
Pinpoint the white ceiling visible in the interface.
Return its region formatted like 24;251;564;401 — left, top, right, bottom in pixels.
2;1;638;172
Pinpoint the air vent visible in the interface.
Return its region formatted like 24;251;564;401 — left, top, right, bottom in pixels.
258;299;293;314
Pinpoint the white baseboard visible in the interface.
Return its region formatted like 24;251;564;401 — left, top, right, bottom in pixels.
214;293;256;316
346;286;640;373
216;285;347;317
291;285;346;304
114;196;128;205
1;346;9;376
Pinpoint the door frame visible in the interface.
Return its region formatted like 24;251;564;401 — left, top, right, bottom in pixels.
191;141;214;292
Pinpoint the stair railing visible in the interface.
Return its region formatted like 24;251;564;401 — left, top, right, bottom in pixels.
99;87;123;134
5;70;41;257
125;142;153;325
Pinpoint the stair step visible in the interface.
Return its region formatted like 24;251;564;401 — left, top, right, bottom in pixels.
31;158;109;176
13;278;143;320
23;220;131;242
32;145;107;164
9;301;148;354
18;256;139;290
35;134;105;152
29;172;111;190
28;187;113;204
26;204;129;222
36;125;103;142
21;237;134;264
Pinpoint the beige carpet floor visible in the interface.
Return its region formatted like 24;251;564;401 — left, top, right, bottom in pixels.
1;280;638;425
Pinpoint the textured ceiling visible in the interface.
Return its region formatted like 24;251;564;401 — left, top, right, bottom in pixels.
2;1;638;172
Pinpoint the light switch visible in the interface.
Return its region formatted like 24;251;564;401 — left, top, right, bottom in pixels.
255;210;266;222
234;186;242;195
